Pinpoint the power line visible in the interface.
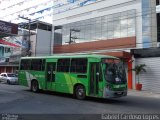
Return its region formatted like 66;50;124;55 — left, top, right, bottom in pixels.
0;0;52;16
12;7;158;34
16;6;158;26
0;1;158;23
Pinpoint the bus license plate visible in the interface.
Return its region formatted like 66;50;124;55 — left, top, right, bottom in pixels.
117;92;122;95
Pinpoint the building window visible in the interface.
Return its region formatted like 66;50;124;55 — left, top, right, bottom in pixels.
60;10;136;45
142;0;152;48
156;0;160;5
157;13;160;42
5;48;11;53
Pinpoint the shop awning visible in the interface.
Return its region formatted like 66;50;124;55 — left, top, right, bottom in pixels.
0;39;20;48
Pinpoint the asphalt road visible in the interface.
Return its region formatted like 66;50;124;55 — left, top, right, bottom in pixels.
0;83;160;115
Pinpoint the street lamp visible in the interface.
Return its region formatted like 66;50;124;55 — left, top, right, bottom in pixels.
19;16;31;56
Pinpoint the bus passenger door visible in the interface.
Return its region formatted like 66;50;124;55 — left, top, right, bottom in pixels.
90;63;102;96
46;62;56;91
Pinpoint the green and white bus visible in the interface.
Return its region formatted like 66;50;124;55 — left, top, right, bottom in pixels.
18;54;127;99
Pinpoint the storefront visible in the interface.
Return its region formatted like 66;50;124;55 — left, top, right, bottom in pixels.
132;48;160;93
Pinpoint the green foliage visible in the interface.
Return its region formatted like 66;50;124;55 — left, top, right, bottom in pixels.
132;64;146;75
132;64;146;83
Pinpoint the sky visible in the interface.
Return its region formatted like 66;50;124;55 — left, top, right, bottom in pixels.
0;0;98;24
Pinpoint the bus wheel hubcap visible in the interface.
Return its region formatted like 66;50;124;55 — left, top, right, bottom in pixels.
32;82;37;91
78;89;83;96
33;86;36;91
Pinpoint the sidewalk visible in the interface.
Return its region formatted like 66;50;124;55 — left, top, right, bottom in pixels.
128;89;160;98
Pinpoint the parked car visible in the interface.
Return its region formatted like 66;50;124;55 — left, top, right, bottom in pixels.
0;73;18;84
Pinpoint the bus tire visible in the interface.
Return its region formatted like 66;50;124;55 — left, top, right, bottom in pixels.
31;80;39;92
75;85;86;100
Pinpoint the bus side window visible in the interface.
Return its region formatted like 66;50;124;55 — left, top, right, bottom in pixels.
20;59;31;70
30;59;45;71
41;59;45;71
70;58;87;73
20;60;25;70
57;59;70;72
31;59;41;71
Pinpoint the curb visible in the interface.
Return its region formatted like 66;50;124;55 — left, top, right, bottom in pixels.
128;90;160;98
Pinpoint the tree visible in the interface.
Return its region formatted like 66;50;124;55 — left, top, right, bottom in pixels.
132;64;146;84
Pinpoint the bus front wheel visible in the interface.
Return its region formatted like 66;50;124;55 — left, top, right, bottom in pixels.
31;80;39;92
75;85;86;100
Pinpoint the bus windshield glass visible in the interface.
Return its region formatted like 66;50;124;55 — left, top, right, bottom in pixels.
102;59;127;84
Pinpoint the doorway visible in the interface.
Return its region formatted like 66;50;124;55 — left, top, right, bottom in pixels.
90;63;100;95
46;62;56;90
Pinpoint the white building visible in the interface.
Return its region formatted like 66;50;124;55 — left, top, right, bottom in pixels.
51;0;159;92
52;0;157;49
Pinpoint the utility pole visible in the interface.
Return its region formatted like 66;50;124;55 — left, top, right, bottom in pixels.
66;29;80;44
19;16;31;56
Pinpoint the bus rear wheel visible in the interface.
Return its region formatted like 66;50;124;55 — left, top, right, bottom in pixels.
31;80;39;92
75;85;86;100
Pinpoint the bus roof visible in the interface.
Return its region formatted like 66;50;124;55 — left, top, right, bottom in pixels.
21;54;117;59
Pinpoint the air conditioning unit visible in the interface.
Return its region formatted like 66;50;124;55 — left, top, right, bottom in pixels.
157;42;160;47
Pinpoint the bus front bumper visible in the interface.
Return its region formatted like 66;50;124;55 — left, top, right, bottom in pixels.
103;88;127;98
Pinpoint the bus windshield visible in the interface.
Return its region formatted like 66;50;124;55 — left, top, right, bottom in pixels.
102;59;127;84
